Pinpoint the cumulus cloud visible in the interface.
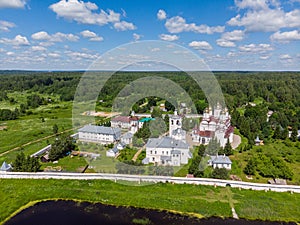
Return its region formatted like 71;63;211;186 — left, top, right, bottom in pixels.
165;16;224;34
279;54;292;60
0;0;27;8
0;20;15;32
133;33;142;41
216;30;245;47
159;34;179;41
188;41;212;50
31;31;79;42
239;43;273;53
49;0;136;31
80;30;103;41
0;34;30;46
113;21;136;31
270;30;300;42
31;46;47;51
216;39;236;47
228;0;300;32
157;9;167;20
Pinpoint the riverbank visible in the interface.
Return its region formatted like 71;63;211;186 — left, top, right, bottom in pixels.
5;200;297;225
0;179;299;224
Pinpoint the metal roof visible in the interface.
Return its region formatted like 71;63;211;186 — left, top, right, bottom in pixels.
78;125;121;137
209;155;232;164
146;137;189;149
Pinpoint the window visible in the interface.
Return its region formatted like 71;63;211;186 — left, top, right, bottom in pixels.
162;151;164;154
166;151;168;154
150;151;152;154
152;157;155;161
155;151;157;154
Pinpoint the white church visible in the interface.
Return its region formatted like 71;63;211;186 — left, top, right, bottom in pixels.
192;103;234;147
143;110;191;166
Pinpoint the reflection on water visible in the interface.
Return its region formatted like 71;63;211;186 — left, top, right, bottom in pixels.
5;200;296;225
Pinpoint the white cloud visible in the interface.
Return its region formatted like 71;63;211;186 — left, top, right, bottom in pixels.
165;16;224;34
228;1;300;32
260;55;270;60
67;51;98;60
6;51;14;56
279;54;292;60
48;52;60;58
234;0;272;10
31;31;51;40
49;0;135;31
80;30;97;38
0;34;30;46
189;41;212;50
157;9;167;20
31;31;79;42
221;30;245;41
31;46;47;51
113;21;136;31
159;34;179;41
80;30;103;41
216;39;236;47
216;30;244;47
239;43;273;52
270;30;300;42
89;36;103;41
0;20;15;32
0;0;27;8
133;33;142;41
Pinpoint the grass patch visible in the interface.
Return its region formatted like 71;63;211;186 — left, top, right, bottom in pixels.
0;179;299;224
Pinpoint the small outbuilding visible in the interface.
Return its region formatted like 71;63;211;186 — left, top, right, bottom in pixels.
208;155;232;170
0;161;12;172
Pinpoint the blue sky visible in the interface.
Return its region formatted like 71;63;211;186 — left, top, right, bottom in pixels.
0;0;300;70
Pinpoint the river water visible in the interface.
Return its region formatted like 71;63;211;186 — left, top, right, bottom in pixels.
5;200;296;225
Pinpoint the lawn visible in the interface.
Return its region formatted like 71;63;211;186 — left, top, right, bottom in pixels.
0;179;299;225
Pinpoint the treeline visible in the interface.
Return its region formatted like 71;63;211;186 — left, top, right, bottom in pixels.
0;71;82;101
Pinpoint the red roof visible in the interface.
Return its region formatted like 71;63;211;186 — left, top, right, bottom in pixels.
111;116;130;123
194;130;214;137
130;116;139;121
225;126;234;138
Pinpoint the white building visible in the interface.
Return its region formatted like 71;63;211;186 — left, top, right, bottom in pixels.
78;125;121;144
192;103;234;147
208;155;232;170
106;142;125;157
120;132;134;145
169;110;186;142
143;137;191;166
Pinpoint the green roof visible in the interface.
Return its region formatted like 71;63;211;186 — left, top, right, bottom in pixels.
139;117;155;122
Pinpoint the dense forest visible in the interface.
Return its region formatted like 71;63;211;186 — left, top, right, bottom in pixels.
1;70;300;182
1;71;300;138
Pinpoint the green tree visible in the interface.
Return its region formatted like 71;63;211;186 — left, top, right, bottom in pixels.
224;139;233;155
52;124;59;134
13;152;40;172
243;158;256;175
212;167;229;179
290;126;298;142
49;135;75;161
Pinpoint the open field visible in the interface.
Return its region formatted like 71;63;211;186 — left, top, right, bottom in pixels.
0;179;299;224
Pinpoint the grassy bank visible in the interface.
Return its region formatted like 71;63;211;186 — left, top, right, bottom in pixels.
0;179;299;224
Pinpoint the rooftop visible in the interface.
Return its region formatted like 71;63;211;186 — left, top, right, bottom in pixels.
79;125;121;137
146;136;189;149
209;155;232;164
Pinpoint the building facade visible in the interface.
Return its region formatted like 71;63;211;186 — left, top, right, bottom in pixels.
192;103;234;147
78;125;121;144
144;137;191;166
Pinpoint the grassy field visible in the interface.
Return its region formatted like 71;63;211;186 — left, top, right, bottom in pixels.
0;179;299;224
